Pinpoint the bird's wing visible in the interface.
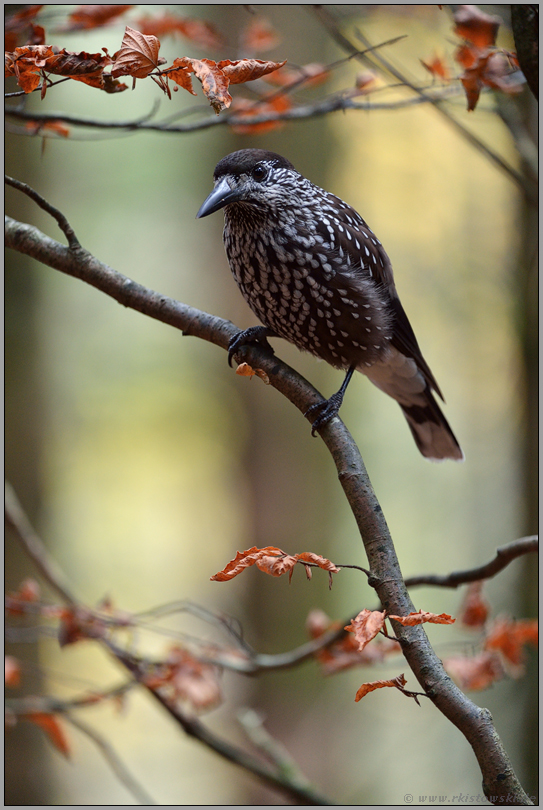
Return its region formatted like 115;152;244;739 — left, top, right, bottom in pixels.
318;195;444;400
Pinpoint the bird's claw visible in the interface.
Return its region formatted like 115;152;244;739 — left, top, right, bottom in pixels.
304;393;344;436
227;326;275;368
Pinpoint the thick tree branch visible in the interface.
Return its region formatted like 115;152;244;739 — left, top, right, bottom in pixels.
5;199;533;803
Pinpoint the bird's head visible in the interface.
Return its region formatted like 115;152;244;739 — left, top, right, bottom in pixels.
196;149;298;219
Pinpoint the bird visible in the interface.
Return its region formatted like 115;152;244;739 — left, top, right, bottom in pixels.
197;148;463;461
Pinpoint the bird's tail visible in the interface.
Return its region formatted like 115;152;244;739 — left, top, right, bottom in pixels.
361;350;463;462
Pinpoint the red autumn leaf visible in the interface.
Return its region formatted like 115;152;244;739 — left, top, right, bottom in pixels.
25;120;70;138
389;610;455;626
111;26;164;79
218;58;287;85
484;617;538;667
444;651;504;691
453;4;502;49
355;672;407;702
5;656;21;687
27;713;70;758
136;14;224;50
345;609;386;650
459;50;523;111
257;552;298;578
65;5;133;32
167;58;196;95
241;17;282;52
459;581;489;628
231;93;292;135
420;53;451;81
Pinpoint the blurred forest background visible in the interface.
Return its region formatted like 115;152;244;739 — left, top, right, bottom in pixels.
5;4;537;806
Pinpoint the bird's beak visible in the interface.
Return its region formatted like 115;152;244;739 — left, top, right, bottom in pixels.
196;177;243;218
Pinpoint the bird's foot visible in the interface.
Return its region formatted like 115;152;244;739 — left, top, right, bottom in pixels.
228;326;276;368
304;392;345;437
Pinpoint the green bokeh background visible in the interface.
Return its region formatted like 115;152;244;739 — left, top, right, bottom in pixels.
5;5;537;806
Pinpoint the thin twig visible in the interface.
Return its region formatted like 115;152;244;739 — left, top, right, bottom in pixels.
5;176;80;250
63;714;158;806
405;536;538;589
5;482;78;606
101;636;334;806
4;84;463;135
312;6;537;207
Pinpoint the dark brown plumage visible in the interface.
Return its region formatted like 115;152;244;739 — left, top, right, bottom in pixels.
197;148;463;461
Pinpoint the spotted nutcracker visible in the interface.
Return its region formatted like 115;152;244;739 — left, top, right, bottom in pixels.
197;148;463;461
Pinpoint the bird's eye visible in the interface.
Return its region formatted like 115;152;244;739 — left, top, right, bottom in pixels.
252;164;268;182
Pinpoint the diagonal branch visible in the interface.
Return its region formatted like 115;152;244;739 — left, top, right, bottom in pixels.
406;536;538;589
5;194;533;804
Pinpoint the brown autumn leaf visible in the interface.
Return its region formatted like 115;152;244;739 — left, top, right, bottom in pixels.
231;94;291;135
420;52;451;81
296;551;339;588
257;552;298;578
5;4;43;50
211;546;286;581
444;650;504;691
144;646;222;712
27;713;71;758
167;56;232;112
484;617;538;667
57;607;107;647
5;44;54;93
354;71;378;93
345;609;386;650
5;656;21;687
65;5;133;32
389;610;455;626
307;610;399;675
453;4;502;49
459;50;523;111
263;62;330;89
6;578;42;613
136;14;224;50
241;17;282;53
111;26;164;79
355;672;408;702
218;58;287;85
235;363;270;384
459;581;489;628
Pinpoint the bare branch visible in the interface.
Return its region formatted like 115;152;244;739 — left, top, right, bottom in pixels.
5;176;81;250
406;536;538;589
64;714;158;806
5;84;463;136
5;482;78;606
101;637;334;806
